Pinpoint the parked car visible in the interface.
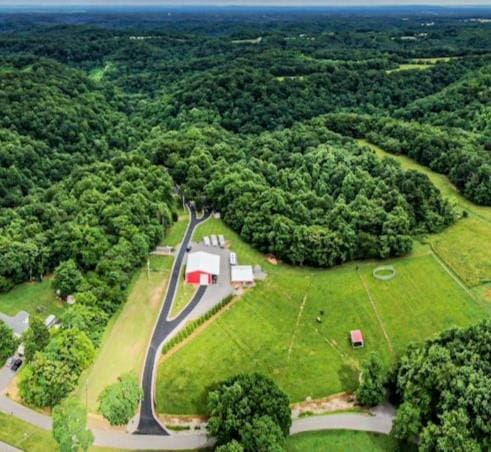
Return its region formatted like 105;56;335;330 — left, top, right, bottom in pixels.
10;358;23;372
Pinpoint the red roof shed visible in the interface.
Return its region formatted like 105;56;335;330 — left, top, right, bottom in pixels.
350;329;364;348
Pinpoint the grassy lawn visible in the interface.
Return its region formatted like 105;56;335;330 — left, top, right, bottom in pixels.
170;267;197;318
0;412;57;451
156;220;488;415
287;430;406;452
161;208;189;247
359;139;491;288
0;278;64;318
430;217;491;287
75;254;174;413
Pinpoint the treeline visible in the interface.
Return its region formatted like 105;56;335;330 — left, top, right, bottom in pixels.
1;153;175;408
391;321;491;451
323;113;491;206
0;153;175;305
142;122;455;267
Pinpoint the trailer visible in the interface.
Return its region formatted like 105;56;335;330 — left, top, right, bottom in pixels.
218;235;225;248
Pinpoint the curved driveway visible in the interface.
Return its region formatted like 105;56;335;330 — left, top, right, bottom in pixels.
136;205;211;435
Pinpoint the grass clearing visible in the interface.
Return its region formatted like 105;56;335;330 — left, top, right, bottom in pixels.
359;139;491;288
156;220;488;415
161;208;189;247
75;254;173;413
88;63;114;82
0;278;64;318
287;430;406;452
386;63;432;74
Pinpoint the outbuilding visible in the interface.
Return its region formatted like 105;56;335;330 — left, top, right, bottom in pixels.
231;265;254;288
185;251;220;286
350;329;364;348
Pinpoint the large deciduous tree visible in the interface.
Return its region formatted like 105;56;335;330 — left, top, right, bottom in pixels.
98;372;142;426
0;320;18;364
53;398;94;452
207;373;291;451
23;317;50;362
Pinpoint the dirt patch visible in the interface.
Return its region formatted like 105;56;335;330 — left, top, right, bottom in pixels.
266;254;278;265
484;288;491;302
158;413;208;431
88;413;127;432
291;392;358;418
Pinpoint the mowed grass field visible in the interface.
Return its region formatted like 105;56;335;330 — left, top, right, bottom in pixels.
75;254;174;413
156;220;488;415
287;430;408;452
0;278;64;317
359;139;491;289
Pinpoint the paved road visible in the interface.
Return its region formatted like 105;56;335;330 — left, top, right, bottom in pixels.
136;205;211;435
0;441;21;452
290;403;395;436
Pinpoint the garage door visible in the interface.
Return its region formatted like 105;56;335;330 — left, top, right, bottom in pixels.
199;273;210;286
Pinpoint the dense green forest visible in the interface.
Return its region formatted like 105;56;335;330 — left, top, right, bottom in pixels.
1;10;490;283
0;10;489;432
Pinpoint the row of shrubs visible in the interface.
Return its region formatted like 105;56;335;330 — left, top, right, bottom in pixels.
162;294;234;355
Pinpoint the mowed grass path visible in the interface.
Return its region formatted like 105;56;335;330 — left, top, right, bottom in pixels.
359;139;491;288
156;220;488;415
287;430;407;452
75;213;189;413
0;278;64;317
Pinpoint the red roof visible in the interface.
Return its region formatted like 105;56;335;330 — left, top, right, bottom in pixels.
350;329;364;343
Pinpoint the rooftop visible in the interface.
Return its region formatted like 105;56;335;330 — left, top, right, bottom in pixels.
231;265;254;283
186;251;220;275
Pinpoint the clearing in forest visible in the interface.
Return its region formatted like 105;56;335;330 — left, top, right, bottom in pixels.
155;220;488;415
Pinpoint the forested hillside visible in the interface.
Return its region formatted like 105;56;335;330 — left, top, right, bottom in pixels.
0;10;489;450
0;11;489;284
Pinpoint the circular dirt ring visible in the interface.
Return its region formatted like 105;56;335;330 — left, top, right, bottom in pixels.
373;265;396;281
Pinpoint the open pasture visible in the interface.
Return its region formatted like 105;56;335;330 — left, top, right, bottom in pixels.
155;221;488;415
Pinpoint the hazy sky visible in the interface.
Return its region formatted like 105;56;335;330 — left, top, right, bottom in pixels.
2;0;491;6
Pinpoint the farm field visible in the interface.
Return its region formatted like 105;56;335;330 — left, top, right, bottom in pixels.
287;430;406;452
0;278;64;318
155;220;489;415
359;139;491;288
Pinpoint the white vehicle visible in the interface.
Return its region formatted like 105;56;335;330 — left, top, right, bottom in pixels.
44;314;57;328
229;252;237;266
211;235;218;247
218;235;225;248
16;344;25;357
203;236;211;246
